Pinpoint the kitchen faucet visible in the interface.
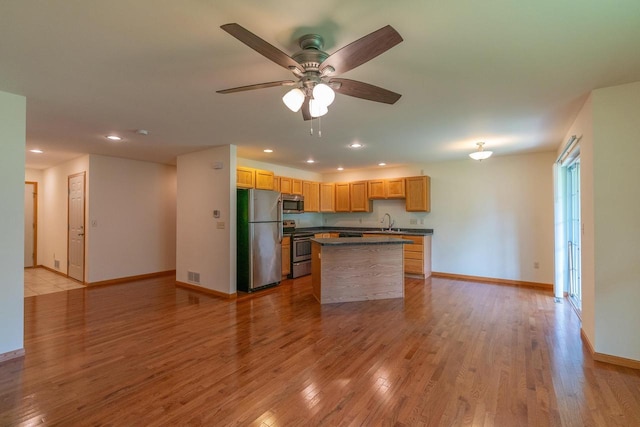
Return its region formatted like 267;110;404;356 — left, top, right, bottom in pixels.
381;213;394;231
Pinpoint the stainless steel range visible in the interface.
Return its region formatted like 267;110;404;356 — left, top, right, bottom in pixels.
283;220;313;278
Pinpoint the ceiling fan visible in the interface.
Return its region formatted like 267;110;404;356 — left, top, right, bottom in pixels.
217;23;403;120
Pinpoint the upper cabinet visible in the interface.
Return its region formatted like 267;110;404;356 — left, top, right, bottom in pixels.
291;179;303;195
405;176;431;212
302;181;320;212
255;169;274;190
237;167;274;190
236;167;255;189
319;183;335;212
278;176;303;195
239;168;431;213
368;178;406;199
335;183;351;212
350;181;371;212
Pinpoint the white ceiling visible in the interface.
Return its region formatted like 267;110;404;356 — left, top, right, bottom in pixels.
2;1;640;173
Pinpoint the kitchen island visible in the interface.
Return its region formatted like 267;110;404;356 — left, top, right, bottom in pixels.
311;237;409;304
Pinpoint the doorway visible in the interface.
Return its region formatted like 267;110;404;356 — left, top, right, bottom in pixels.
24;181;37;267
566;159;582;312
68;172;86;282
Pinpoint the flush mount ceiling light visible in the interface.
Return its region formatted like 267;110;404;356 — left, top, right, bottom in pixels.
348;142;363;149
378;162;387;166
105;135;122;141
30;149;44;154
469;142;493;161
306;159;315;164
263;149;273;153
337;167;344;171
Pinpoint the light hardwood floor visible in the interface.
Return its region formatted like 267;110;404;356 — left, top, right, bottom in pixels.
2;274;639;426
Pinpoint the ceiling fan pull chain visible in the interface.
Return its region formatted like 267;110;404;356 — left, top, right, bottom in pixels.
310;118;313;136
318;116;322;137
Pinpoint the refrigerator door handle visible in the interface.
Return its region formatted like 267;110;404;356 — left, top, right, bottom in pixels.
278;199;283;243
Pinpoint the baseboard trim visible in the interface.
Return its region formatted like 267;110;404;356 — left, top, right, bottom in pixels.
87;270;176;287
431;272;553;291
175;281;237;299
0;348;25;364
581;328;640;370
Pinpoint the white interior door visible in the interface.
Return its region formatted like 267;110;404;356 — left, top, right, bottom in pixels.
68;172;85;282
24;182;36;267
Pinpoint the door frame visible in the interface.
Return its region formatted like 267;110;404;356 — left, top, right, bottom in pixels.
25;181;38;267
67;172;86;282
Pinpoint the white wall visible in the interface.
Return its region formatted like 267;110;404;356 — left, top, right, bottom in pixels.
591;82;640;360
87;155;176;283
0;90;26;356
177;145;235;294
40;155;90;274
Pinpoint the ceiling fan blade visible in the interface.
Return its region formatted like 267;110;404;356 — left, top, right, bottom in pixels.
301;97;312;121
329;78;401;104
320;25;403;75
221;23;301;71
216;80;296;94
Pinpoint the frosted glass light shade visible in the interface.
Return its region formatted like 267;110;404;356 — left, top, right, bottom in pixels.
312;83;335;106
309;99;328;117
469;150;493;160
282;88;305;112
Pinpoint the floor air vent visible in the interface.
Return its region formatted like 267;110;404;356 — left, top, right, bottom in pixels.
187;271;200;284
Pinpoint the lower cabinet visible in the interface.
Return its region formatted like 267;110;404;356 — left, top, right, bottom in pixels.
363;233;432;278
281;236;291;278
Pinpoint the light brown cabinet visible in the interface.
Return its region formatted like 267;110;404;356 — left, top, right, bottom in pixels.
291;179;303;195
368;178;406;199
302;181;320;212
320;183;335;212
349;181;371;212
279;177;293;194
405;176;431;212
236;167;255;188
363;233;432;278
273;176;281;192
281;236;291;277
335;183;351;212
255;169;274;190
237;167;274;190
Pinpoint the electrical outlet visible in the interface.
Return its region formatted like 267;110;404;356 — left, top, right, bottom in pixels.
410;219;417;225
91;219;98;227
419;219;424;225
534;261;540;269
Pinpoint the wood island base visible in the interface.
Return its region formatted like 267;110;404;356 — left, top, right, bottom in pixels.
311;237;408;304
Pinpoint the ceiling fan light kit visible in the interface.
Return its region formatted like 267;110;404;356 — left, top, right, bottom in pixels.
282;88;305;112
469;142;493;161
217;23;403;121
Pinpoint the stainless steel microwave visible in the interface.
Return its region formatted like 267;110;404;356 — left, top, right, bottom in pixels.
282;194;304;213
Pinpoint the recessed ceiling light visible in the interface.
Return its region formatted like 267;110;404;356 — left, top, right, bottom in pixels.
106;135;122;141
348;143;363;149
337;167;344;171
263;149;273;153
378;162;387;166
306;159;315;164
30;149;44;154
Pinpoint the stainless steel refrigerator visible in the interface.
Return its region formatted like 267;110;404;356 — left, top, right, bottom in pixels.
237;189;282;292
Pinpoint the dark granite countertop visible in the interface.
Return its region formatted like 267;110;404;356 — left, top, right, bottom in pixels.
311;236;411;246
296;226;433;235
